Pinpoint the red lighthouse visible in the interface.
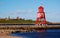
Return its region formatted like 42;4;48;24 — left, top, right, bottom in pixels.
35;6;47;26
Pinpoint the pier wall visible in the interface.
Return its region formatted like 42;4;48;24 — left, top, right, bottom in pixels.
0;25;60;34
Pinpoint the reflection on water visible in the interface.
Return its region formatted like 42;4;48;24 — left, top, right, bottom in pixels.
10;29;60;38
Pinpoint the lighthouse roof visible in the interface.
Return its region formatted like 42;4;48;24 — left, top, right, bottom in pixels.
38;6;44;9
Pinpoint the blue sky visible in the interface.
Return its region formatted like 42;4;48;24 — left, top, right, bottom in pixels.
0;0;60;22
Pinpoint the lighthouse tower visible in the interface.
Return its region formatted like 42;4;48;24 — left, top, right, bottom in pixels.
35;6;47;26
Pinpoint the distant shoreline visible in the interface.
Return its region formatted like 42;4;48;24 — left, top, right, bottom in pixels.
0;19;60;25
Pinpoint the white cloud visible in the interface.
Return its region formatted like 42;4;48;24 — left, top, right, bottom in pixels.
45;11;60;22
27;9;33;13
9;9;33;15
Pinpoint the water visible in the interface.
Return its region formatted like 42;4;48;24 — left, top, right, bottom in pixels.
10;29;60;38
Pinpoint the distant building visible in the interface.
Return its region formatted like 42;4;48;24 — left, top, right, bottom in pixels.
8;16;10;20
0;16;25;20
16;16;20;20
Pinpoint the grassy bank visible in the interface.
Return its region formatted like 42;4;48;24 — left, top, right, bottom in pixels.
0;19;56;24
0;19;35;24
